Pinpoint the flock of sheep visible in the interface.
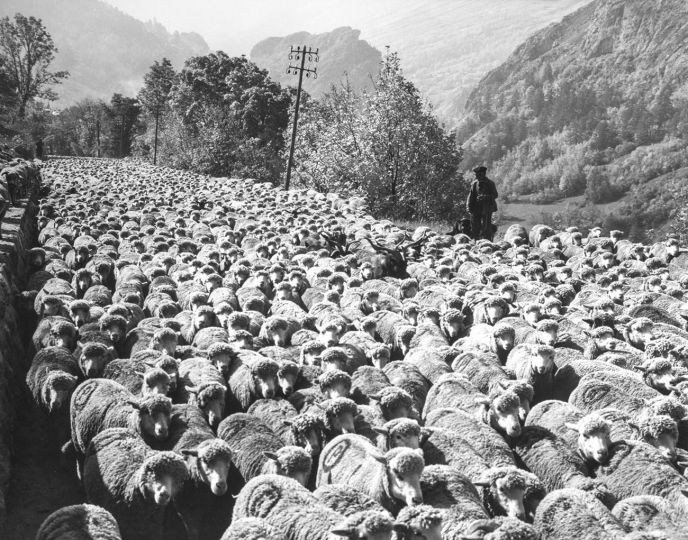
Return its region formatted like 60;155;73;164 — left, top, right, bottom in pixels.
19;157;688;540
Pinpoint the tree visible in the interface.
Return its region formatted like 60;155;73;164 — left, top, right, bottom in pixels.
105;94;141;158
48;98;108;156
0;14;68;118
291;50;466;221
138;58;176;165
158;52;291;181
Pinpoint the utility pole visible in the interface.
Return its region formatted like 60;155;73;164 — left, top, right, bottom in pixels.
285;45;319;190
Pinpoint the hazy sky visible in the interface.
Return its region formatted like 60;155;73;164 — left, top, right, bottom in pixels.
103;0;402;55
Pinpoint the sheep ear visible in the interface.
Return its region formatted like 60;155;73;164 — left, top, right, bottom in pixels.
498;380;510;389
627;422;639;430
372;454;387;466
181;449;198;457
681;488;688;498
329;527;354;538
185;385;199;394
126;399;141;410
368;393;381;401
458;536;484;540
372;427;389;436
564;422;580;432
414;448;424;458
474;397;490;408
473;480;490;488
633;365;647;373
282;420;293;426
263;452;279;462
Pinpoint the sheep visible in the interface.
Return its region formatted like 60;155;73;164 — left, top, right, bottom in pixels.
612;495;688;538
69;378;172;461
510;425;615;507
155;403;236;540
393;505;444;540
313;483;388;517
261;446;313;487
82;428;189;540
217;413;283;483
227;357;279;412
450;351;512;395
382;361;430;412
316;434;425;513
533;488;627;540
247;398;298;444
594;440;688;507
220;517;283;540
176;358;227;428
569;375;649;417
505;343;556;403
26;346;80;415
103;358;171;397
328;510;396;539
425;408;516;468
526;401;614;466
232;474;343;540
419;465;489;538
35;504;122;540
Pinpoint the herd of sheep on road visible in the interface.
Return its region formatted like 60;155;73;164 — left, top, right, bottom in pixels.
10;157;688;539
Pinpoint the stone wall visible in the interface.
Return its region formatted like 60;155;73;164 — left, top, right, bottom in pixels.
0;198;38;531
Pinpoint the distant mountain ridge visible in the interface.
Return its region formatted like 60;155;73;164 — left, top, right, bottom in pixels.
0;0;210;105
250;27;381;98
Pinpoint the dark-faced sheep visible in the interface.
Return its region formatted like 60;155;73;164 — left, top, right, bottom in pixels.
83;428;188;540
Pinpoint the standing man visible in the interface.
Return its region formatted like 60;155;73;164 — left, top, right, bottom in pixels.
466;166;498;241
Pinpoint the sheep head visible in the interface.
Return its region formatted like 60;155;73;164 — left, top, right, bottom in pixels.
138;451;188;506
182;439;233;495
565;413;612;465
378;447;424;507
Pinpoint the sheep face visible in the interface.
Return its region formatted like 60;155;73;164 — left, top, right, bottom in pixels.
577;429;611;465
328;410;356;435
501;289;516;304
198;457;230;495
442;320;464;341
145;474;177;506
494;334;514;355
486;305;505;325
143;371;171;397
493;477;526;521
51;330;76;351
153;335;177;356
43;373;78;413
104;322;125;344
646;430;678;462
667;243;680;257
212;353;233;379
627;324;653;349
371;348;390;370
535;329;557;348
75;247;90;266
383;428;420;450
324;382;350;400
43;301;61;317
140;408;170;440
267;326;287;347
70;307;90;328
164;367;179;393
253;373;277;399
645;367;679;393
361;266;375;281
488;403;522;438
523;309;540;327
295;427;322;457
320;328;340;348
193;312;214;332
278;371;297;396
385;449;424;506
530;348;554;376
275;288;292;301
80;350;109;378
199;392;226;429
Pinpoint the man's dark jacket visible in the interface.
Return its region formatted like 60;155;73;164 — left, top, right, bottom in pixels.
466;177;498;215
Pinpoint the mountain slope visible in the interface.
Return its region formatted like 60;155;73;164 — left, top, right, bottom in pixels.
0;0;210;105
358;0;592;125
456;0;688;238
250;27;381;97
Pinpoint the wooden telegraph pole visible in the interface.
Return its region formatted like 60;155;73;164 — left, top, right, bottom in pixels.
285;45;319;190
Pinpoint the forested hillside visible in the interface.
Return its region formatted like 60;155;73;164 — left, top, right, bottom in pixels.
251;27;381;97
458;0;688;239
0;0;209;105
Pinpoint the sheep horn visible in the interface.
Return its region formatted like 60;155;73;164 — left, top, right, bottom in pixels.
472;481;490;487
